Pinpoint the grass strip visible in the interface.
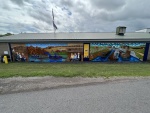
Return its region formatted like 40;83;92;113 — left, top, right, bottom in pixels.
0;62;150;78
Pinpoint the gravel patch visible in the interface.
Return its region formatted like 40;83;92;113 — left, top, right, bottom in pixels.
0;76;150;94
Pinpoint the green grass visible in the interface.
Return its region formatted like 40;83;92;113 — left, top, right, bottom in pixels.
0;62;150;78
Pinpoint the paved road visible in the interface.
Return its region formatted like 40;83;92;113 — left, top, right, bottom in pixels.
0;78;150;113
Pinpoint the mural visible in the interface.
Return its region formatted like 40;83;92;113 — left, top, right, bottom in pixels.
26;43;68;62
90;43;146;62
11;43;146;62
11;44;28;62
26;43;83;62
11;43;83;62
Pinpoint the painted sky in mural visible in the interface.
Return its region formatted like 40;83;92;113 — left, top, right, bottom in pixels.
91;43;146;47
26;43;67;48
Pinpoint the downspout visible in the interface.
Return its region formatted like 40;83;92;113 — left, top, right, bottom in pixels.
8;43;13;62
143;43;150;61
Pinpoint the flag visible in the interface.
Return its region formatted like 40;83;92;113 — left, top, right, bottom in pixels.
52;9;58;30
53;21;57;30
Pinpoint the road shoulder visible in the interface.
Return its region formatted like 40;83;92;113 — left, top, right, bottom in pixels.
0;76;150;94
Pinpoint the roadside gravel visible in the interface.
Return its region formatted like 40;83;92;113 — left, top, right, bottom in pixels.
0;76;150;94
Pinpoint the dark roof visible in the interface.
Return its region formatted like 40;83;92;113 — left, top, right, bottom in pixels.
0;32;150;43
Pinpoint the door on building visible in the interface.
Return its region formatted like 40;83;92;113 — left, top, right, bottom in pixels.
83;43;90;61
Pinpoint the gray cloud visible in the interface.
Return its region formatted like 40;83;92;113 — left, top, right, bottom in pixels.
90;0;126;11
0;0;150;34
10;0;24;5
1;3;11;10
10;0;29;6
91;0;150;22
60;0;73;7
28;7;52;25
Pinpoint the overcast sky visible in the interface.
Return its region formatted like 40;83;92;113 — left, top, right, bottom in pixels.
0;0;150;34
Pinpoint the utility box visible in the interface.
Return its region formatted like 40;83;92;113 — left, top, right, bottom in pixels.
116;26;126;36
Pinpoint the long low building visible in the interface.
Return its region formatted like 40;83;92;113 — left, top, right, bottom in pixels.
0;27;150;63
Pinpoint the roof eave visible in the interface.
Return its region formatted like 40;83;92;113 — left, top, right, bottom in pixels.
0;38;150;43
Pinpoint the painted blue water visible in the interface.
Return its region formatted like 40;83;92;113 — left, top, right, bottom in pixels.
28;56;66;62
118;56;141;62
92;50;115;62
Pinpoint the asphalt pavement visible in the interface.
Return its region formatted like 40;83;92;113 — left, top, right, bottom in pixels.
0;77;150;113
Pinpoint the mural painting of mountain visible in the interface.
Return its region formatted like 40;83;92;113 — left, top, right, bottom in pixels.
26;43;83;62
26;43;68;62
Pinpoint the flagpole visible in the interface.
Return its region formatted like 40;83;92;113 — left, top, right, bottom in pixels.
53;23;55;34
52;9;54;35
52;9;57;35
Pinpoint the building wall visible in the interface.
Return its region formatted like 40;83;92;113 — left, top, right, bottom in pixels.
0;43;9;56
10;42;147;62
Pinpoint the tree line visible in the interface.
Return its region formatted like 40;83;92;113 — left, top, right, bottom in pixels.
0;33;13;37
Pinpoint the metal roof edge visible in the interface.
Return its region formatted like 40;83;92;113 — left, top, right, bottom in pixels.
1;38;150;43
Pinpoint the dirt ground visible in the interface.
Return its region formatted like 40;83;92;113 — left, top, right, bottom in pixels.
0;76;150;94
